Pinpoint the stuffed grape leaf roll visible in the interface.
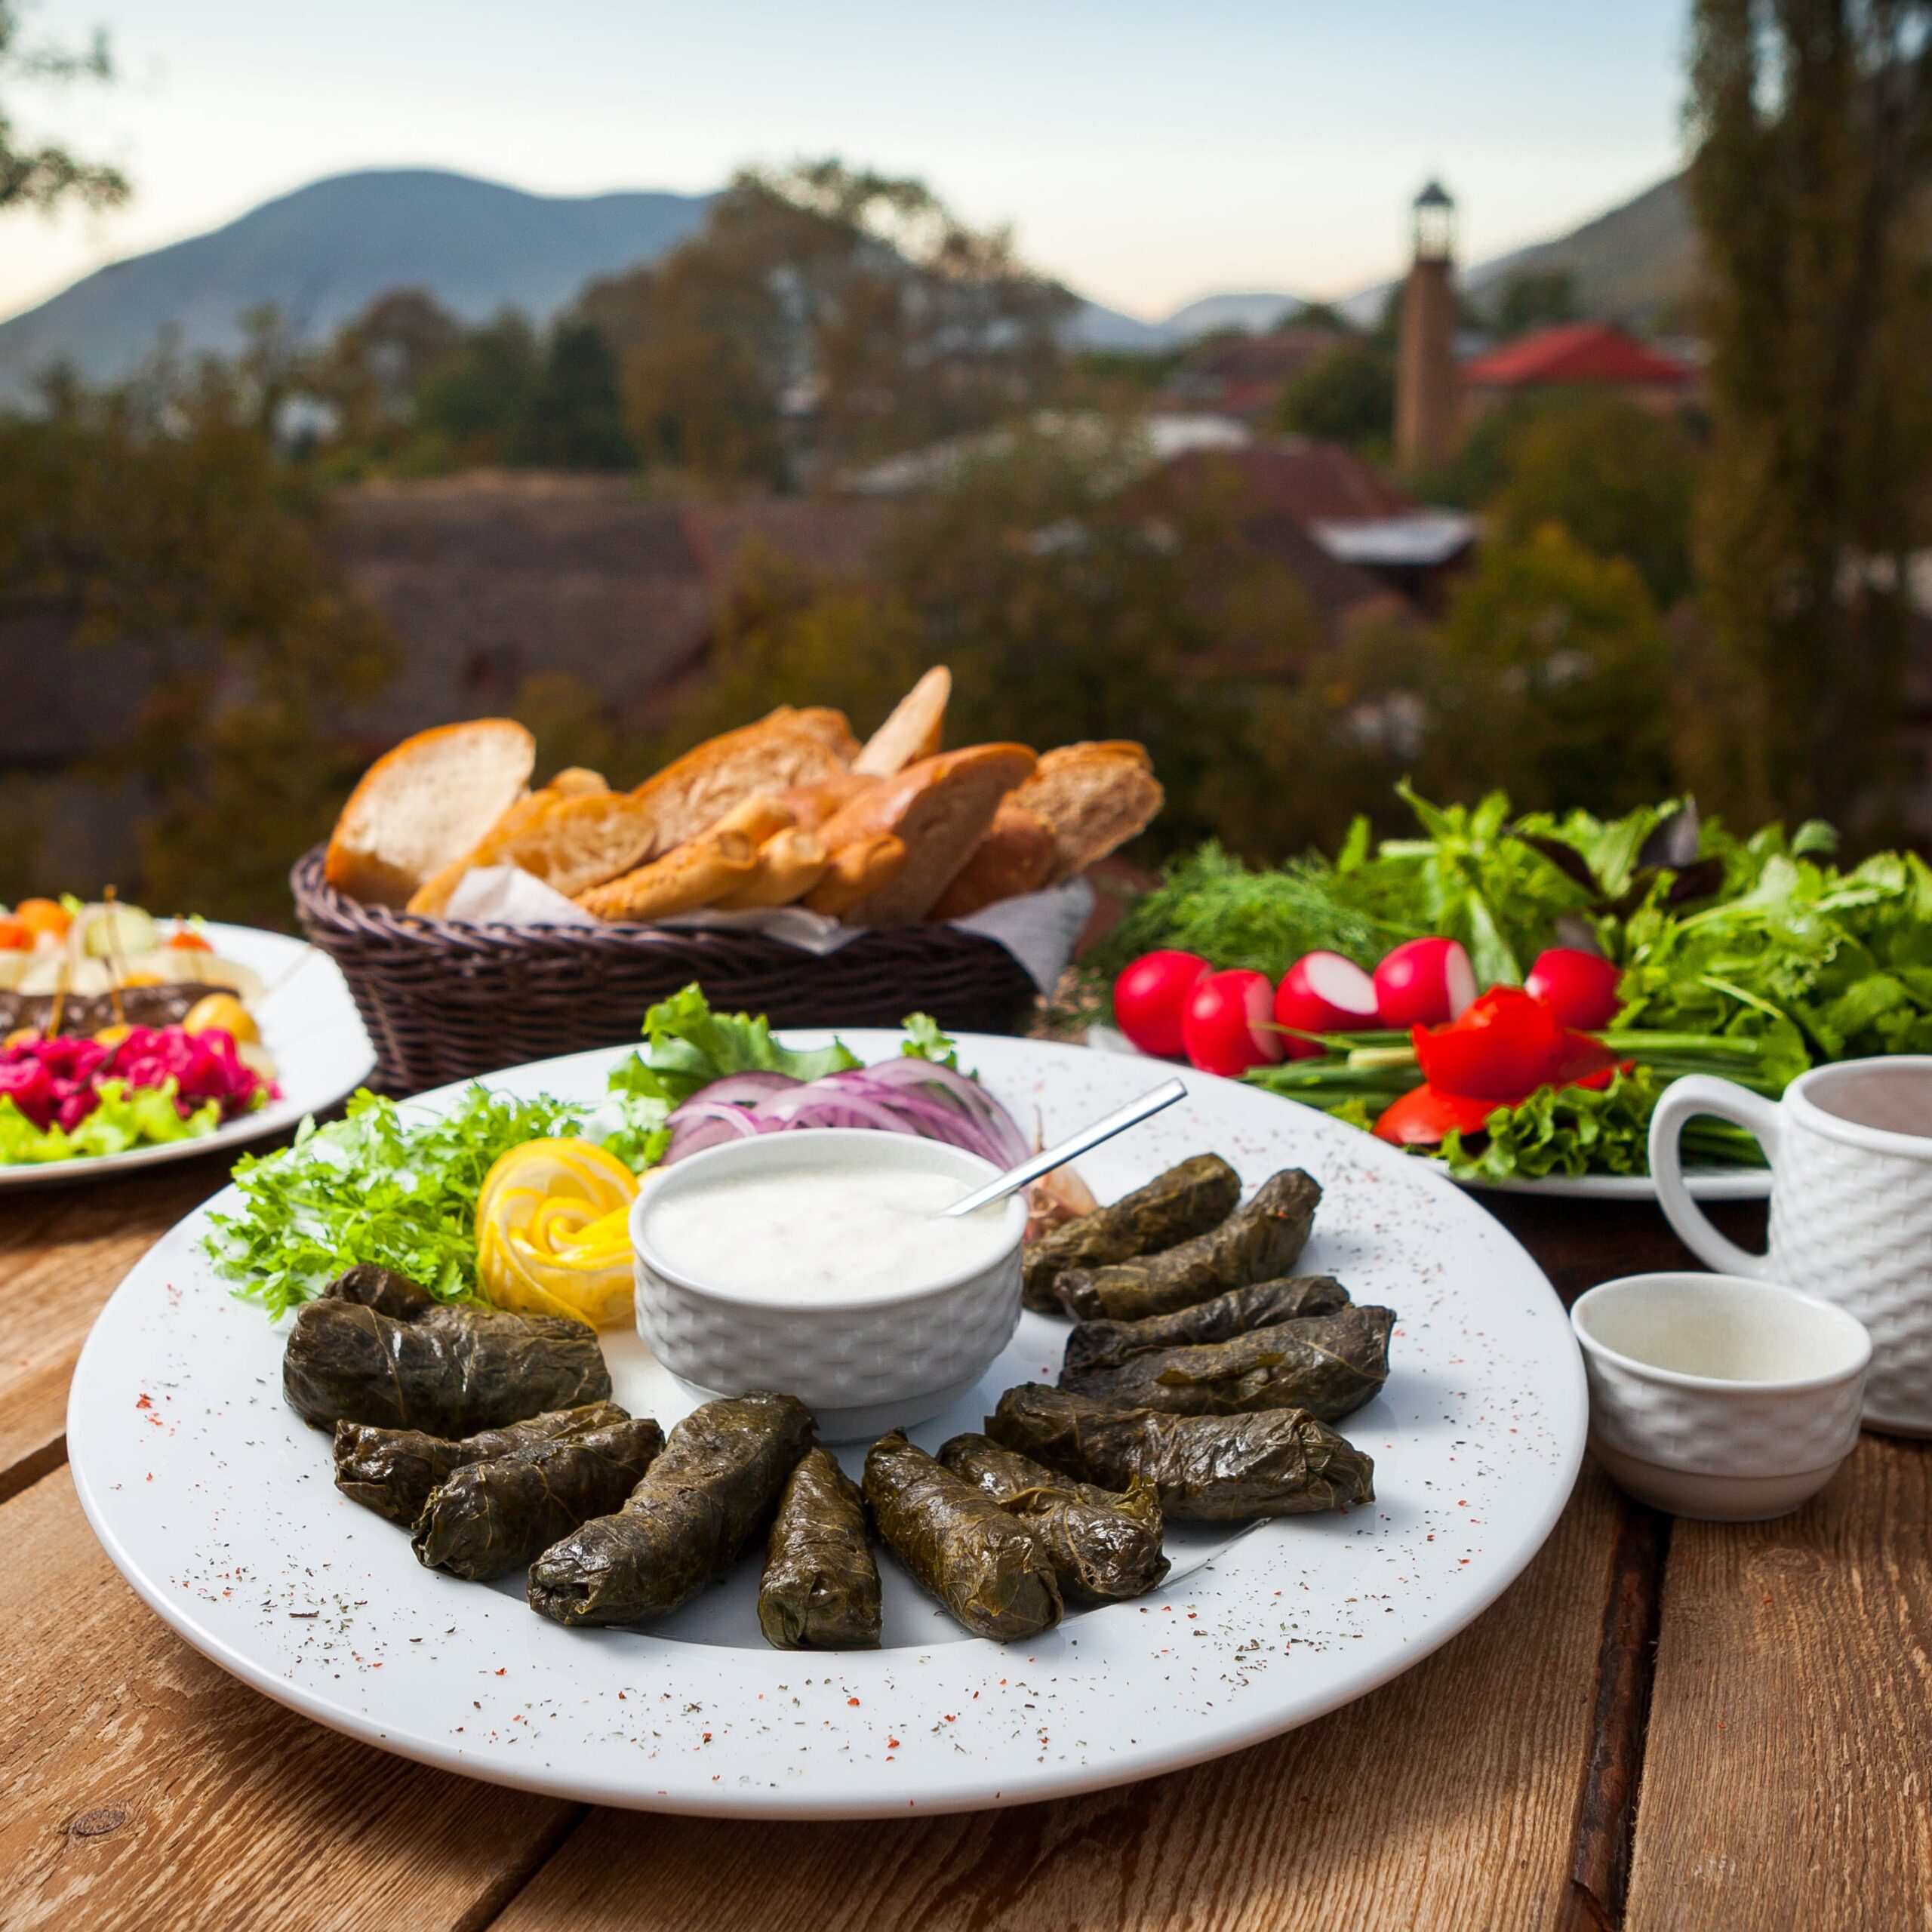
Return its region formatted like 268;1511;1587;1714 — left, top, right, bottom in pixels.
412;1415;665;1581
1058;1305;1395;1423
863;1431;1063;1641
938;1433;1168;1604
528;1392;815;1626
1054;1170;1321;1322
1021;1155;1240;1312
1061;1275;1349;1380
987;1384;1374;1521
283;1266;611;1435
757;1447;881;1650
333;1401;628;1526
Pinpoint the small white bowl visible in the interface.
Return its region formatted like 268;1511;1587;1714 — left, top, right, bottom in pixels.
631;1130;1027;1441
1571;1272;1871;1521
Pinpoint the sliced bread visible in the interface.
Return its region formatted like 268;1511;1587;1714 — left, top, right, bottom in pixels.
927;800;1057;920
325;719;536;908
405;783;657;915
854;666;950;777
1012;741;1163;882
633;721;847;853
817;742;1037;927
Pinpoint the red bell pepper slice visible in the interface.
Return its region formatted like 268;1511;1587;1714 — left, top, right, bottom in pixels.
1373;1084;1503;1146
1411;986;1565;1099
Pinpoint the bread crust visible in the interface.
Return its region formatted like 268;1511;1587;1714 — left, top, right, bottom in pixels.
854;667;950;777
632;722;846;853
325;719;535;908
819;742;1036;926
802;835;908;917
1012;741;1163;882
715;827;832;909
574;829;757;921
927;800;1057;920
405;785;657;916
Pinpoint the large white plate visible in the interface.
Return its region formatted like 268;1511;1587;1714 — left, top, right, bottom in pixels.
1088;1024;1773;1203
68;1032;1585;1819
1;922;375;1188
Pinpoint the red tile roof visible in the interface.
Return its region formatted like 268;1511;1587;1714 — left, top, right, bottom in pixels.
1461;323;1696;389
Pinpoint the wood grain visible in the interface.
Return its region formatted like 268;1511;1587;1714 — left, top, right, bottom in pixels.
0;1466;581;1932
1624;1433;1932;1932
488;1466;1623;1932
1478;1195;1768;1309
0;1158;233;1487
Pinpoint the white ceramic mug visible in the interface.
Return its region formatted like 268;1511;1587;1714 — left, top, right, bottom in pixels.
1649;1057;1932;1435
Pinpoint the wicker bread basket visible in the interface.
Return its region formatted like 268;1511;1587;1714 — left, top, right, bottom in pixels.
290;847;1038;1094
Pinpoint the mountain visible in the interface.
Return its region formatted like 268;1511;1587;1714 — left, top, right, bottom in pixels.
0;169;712;392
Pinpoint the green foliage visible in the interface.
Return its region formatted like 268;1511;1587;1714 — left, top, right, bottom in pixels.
0;2;128;216
1484;267;1579;338
583;159;1075;488
1486;393;1700;605
1430;524;1676;814
1274;340;1394;451
1687;0;1932;838
0;359;394;924
514;321;635;469
411;312;541;463
0;1081;221;1164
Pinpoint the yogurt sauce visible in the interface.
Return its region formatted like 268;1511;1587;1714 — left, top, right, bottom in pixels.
643;1159;1013;1300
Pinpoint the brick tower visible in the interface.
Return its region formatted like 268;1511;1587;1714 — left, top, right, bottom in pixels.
1395;178;1459;472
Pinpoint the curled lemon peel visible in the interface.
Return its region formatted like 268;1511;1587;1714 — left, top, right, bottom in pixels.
475;1137;639;1328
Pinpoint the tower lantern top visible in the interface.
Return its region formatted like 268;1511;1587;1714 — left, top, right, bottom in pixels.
1411;178;1457;263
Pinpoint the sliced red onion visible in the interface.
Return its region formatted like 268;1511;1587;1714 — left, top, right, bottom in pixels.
659;1051;1031;1169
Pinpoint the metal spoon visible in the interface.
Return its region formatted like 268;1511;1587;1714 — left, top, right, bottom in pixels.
942;1077;1189;1217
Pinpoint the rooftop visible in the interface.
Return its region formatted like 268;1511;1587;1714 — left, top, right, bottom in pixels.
1460;322;1697;389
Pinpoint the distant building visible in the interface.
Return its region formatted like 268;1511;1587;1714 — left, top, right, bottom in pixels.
1395;180;1461;472
1153;328;1349;424
1460;322;1699;420
1161;439;1475;614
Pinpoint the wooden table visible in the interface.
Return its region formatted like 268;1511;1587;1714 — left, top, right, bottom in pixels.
3;1152;1923;1932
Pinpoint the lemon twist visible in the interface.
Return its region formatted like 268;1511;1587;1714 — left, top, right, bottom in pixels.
476;1138;639;1328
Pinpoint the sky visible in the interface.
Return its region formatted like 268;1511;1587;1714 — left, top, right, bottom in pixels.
2;0;1690;325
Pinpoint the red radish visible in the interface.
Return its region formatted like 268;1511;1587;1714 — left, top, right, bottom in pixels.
1525;947;1623;1032
1374;937;1476;1029
1182;969;1284;1078
1112;950;1211;1058
1272;951;1380;1058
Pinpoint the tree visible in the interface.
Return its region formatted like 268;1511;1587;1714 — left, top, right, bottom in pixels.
411;312;541;466
0;362;393;921
0;2;127;217
1430;523;1677;813
583;161;1075;490
658;424;1329;860
1487;392;1700;606
1687;0;1932;837
512;321;635;470
1273;340;1395;451
1485;267;1578;338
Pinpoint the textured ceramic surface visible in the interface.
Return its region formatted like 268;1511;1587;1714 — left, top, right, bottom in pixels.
1651;1061;1932;1435
1587;1442;1850;1523
634;1132;1027;1438
67;1031;1585;1820
1574;1272;1868;1475
0;921;374;1189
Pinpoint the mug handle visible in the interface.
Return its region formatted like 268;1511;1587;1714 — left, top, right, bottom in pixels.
1647;1075;1783;1278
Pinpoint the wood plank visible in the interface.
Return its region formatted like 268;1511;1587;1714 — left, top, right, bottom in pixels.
1624;1432;1932;1932
0;1158;235;1487
0;1466;581;1932
488;1466;1623;1932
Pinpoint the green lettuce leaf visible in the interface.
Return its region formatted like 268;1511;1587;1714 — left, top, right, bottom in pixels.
206;1084;583;1318
0;1079;222;1164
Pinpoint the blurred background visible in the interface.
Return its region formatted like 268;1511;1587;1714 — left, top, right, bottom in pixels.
2;0;1927;924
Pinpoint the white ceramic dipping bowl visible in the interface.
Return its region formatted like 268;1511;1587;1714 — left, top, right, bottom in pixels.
631;1130;1028;1440
1571;1272;1872;1521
